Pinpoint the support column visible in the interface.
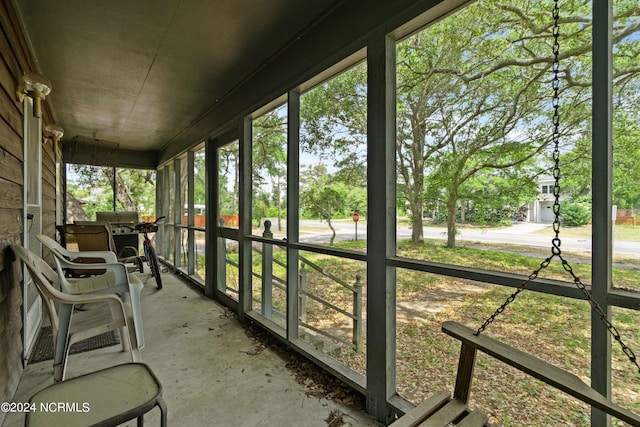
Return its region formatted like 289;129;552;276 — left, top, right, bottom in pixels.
238;118;253;320
187;151;195;275
173;158;182;268
366;33;397;424
591;1;613;425
162;167;171;260
204;138;217;298
287;90;301;340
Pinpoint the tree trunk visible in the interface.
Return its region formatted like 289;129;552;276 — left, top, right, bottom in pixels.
327;218;336;244
446;192;458;248
65;192;90;222
102;167;137;211
410;200;424;242
232;156;239;213
406;164;425;243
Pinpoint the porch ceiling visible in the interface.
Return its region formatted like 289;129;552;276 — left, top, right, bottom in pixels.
14;0;339;154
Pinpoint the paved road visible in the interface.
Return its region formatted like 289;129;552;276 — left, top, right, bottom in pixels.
295;219;640;256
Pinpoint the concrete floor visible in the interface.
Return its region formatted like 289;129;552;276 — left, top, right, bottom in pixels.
3;273;381;427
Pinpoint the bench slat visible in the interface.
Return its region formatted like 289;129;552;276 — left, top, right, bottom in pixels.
442;321;640;427
391;392;450;427
457;409;489;427
419;398;467;426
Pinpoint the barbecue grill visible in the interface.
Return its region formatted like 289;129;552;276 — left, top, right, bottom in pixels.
96;211;140;254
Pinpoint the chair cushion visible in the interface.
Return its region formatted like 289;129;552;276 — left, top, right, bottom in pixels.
66;271;143;294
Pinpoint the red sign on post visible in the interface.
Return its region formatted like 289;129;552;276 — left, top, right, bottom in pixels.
353;212;359;222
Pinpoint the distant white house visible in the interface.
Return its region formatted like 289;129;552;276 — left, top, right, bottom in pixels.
527;176;558;223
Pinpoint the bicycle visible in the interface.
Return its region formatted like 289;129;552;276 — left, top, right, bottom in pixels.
128;216;165;289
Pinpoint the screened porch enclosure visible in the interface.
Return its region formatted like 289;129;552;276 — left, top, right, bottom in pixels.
149;2;640;420
17;0;640;425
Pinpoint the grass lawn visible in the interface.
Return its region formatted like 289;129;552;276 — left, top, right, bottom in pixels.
218;235;640;426
306;239;640;426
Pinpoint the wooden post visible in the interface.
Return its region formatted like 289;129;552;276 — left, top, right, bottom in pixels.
298;262;307;323
353;273;363;352
217;217;227;292
452;342;477;403
262;220;273;319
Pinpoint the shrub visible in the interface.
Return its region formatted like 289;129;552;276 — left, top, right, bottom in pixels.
433;204;514;225
560;202;591;226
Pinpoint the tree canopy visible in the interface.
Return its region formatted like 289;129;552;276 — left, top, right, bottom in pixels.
299;0;640;247
67;165;156;221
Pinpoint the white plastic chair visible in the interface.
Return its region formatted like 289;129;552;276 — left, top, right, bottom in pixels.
37;234;145;349
11;245;141;382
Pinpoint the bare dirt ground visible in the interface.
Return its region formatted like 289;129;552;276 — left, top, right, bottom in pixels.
396;281;490;321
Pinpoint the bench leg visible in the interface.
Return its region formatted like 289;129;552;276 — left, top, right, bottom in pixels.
453;342;477;403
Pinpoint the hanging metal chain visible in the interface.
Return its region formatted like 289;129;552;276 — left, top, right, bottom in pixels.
474;0;640;374
559;257;639;372
475;255;553;335
551;0;562;256
475;0;562;336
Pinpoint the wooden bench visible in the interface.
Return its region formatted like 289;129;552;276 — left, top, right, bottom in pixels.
26;363;167;427
390;391;498;426
391;321;640;427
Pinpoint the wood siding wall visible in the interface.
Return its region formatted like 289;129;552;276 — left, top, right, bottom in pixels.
0;0;56;419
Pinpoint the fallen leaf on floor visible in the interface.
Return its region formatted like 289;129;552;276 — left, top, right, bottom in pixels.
326;409;347;427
